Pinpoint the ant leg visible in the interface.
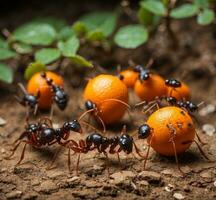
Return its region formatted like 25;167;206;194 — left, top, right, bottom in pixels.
193;140;212;161
95;114;106;134
170;138;184;174
76;153;81;176
142;103;157;114
135;101;148;109
195;130;207;146
143;138;151;170
78;109;95;121
133;142;146;158
80;120;101;133
6;140;23;159
121;125;127;135
34;104;38;116
104;152;110;177
49;104;54;120
16;142;28;166
18;83;28;95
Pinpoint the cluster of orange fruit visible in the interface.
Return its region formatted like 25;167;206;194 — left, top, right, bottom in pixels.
24;65;209;173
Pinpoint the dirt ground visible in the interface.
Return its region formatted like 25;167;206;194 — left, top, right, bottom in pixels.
1;1;216;200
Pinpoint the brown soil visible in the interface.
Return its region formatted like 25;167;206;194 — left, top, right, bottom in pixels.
1;1;216;200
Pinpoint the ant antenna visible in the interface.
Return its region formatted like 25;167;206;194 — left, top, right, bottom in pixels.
18;83;28;95
146;58;154;69
101;99;131;110
121;125;127;135
78;109;95;121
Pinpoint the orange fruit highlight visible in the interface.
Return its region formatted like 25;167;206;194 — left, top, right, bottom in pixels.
83;74;129;124
27;71;64;109
146;106;195;156
120;69;138;88
134;74;167;102
167;82;190;100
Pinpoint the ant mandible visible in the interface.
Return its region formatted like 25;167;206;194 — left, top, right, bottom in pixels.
40;72;69;112
6;117;82;171
66;125;145;175
15;83;40;120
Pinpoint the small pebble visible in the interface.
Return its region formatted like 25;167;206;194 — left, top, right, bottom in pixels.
213;180;216;187
165;184;174;192
0;117;6;126
173;192;185;200
6;190;22;199
202;124;215;136
199;104;215;116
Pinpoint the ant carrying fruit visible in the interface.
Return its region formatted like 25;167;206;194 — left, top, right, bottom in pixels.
82;74;131;130
66;125;145;175
137;106;211;174
15;83;40;120
6;117;82;170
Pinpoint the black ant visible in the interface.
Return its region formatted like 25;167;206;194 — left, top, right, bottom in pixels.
15;83;40;120
165;78;183;99
6;117;82;170
40;72;68;112
67;125;145;175
137;123;211;174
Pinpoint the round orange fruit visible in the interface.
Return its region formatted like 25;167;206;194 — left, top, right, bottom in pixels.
146;106;195;156
119;69;138;88
83;74;129;124
167;82;190;100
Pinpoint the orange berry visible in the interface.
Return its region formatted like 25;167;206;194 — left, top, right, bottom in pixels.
167;82;190;100
134;74;167;102
83;74;129;124
146;106;195;156
119;69;138;88
27;71;64;109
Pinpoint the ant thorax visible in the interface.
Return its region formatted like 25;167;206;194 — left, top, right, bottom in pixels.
119;134;133;154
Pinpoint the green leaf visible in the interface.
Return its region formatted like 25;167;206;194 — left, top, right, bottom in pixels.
32;17;67;31
79;11;117;36
35;48;61;64
0;37;9;49
86;30;105;41
194;0;208;8
197;9;215;25
24;62;46;80
70;55;93;67
73;21;88;35
13;43;33;54
13;23;57;46
140;0;166;16
57;36;80;57
58;26;75;40
0;48;16;60
0;63;13;83
138;7;155;26
114;25;148;49
170;4;199;19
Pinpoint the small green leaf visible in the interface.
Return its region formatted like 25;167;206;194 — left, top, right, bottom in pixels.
58;26;75;40
35;48;61;64
13;23;57;46
57;36;80;57
79;11;117;36
0;48;16;60
138;7;155;26
114;25;148;49
13;43;33;54
86;30;105;41
170;4;199;19
32;17;67;31
0;63;13;83
140;0;166;16
0;37;9;49
24;62;46;80
70;55;93;67
197;9;215;25
73;21;88;35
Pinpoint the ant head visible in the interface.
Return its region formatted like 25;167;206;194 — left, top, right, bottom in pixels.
139;69;150;81
24;94;38;108
27;123;39;132
186;101;198;112
85;100;96;110
119;134;133;154
134;65;143;73
165;79;181;88
138;124;151;139
63;120;82;133
116;74;124;81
